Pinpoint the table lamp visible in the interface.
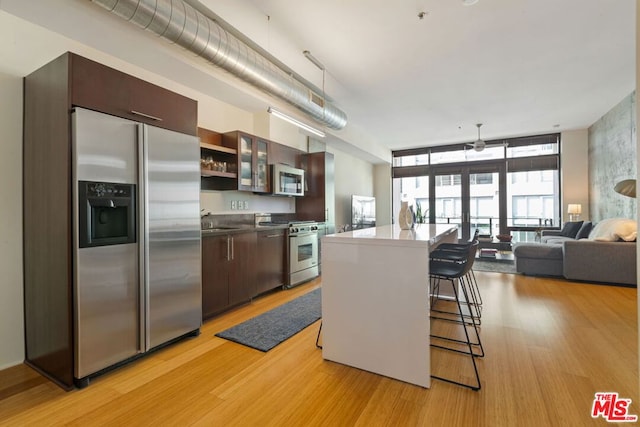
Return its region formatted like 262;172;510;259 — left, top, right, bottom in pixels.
567;204;582;222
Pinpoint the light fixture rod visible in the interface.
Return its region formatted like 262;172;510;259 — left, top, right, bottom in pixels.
268;107;326;138
303;50;325;71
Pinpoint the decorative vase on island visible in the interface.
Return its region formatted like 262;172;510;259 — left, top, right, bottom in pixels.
398;201;414;230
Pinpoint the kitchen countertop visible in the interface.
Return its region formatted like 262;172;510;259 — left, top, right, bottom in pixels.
323;224;458;247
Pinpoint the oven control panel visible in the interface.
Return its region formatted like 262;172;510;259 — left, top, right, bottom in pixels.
289;223;318;235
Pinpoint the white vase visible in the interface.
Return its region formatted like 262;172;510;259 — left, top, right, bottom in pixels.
398;201;414;230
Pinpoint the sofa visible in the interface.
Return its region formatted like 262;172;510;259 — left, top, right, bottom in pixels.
513;218;637;286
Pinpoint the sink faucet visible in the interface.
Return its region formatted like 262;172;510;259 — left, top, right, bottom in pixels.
200;209;214;229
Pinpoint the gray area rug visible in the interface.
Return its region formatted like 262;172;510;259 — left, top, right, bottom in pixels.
473;259;517;274
215;288;321;352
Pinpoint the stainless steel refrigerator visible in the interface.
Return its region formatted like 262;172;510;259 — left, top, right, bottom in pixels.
72;107;201;385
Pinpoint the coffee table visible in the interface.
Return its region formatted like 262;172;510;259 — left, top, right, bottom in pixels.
477;239;514;262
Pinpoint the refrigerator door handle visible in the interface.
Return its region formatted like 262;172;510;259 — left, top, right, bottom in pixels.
231;237;234;260
131;110;163;122
137;124;150;353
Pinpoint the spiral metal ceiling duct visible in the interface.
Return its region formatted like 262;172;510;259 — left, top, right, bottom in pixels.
90;0;347;130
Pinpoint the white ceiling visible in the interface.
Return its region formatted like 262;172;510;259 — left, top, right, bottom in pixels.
0;0;635;162
202;0;636;149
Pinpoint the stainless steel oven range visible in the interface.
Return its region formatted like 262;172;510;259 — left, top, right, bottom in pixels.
287;221;319;288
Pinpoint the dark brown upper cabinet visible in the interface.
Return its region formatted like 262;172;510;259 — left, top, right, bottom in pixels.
70;54;197;135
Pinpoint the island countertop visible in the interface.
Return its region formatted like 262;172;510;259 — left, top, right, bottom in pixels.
320;223;458;388
323;223;458;247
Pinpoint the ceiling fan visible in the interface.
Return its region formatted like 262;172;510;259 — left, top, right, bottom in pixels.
467;123;505;152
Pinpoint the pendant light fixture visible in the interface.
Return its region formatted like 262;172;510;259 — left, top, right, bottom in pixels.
614;179;637;198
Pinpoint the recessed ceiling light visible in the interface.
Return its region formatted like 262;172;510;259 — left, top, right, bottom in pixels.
463;0;479;5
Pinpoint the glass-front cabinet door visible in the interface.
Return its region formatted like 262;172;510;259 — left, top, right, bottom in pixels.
239;134;254;190
236;133;269;193
254;138;269;193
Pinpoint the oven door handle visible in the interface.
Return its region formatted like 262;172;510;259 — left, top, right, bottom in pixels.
290;232;318;238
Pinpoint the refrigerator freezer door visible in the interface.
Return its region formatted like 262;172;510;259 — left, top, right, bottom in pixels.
73;108;138;184
75;244;139;378
72;108;140;378
141;125;202;350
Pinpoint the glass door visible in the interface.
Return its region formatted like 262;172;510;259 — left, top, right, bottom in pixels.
432;171;463;238
469;169;501;238
430;163;504;240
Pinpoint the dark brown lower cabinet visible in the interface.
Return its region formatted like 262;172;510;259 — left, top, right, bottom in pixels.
202;232;256;319
202;235;229;318
228;232;257;305
256;229;286;295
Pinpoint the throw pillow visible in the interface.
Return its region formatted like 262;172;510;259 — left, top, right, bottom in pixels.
588;218;637;242
575;221;593;240
560;221;583;238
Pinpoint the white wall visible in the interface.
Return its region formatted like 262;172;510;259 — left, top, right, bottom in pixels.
0;72;24;370
327;146;375;230
262;112;308;152
374;164;392;226
560;129;590;221
196;96;254;134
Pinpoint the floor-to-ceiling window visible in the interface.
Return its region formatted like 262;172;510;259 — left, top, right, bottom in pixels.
505;141;560;241
392;133;560;242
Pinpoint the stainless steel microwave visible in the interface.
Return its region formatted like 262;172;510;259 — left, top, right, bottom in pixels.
271;164;305;197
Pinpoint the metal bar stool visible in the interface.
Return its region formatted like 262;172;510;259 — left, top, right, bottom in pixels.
429;240;483;352
431;229;483;309
316;322;322;349
430;230;483;322
429;241;483;391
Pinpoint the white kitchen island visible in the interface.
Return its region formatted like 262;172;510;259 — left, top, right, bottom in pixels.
321;223;458;388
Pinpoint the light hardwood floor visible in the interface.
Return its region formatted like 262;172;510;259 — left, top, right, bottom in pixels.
0;272;637;426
